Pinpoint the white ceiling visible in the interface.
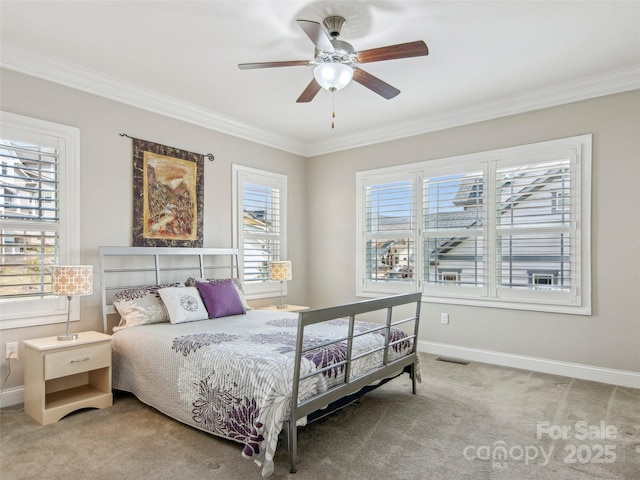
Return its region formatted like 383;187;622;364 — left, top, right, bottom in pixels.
1;1;639;156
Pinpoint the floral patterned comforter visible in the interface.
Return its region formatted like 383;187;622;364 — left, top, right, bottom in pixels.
111;309;418;477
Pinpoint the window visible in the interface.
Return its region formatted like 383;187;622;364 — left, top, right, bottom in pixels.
357;135;591;314
0;112;80;329
232;165;287;298
361;174;417;292
424;169;485;293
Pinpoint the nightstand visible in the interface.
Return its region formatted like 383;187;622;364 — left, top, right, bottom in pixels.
23;331;112;425
259;305;309;313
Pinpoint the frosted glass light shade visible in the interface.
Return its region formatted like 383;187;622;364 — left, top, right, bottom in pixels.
313;63;353;91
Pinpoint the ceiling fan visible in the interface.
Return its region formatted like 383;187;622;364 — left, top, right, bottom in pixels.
238;16;429;103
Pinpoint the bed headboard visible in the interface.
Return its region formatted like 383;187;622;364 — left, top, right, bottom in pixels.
99;246;240;333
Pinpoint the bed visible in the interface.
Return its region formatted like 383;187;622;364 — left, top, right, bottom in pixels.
99;246;422;477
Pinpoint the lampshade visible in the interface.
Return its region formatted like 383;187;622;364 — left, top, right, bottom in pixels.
269;261;292;282
52;265;94;296
313;63;353;91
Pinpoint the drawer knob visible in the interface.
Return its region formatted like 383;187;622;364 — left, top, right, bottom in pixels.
70;357;90;364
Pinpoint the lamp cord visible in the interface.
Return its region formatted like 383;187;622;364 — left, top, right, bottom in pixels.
1;358;11;395
0;358;24;412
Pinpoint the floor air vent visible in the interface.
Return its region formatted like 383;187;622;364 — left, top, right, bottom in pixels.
436;356;470;365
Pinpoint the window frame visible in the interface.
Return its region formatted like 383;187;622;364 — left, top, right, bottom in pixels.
232;164;287;300
356;135;591;315
0;112;81;329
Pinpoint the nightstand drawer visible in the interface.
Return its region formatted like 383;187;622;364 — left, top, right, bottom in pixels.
44;342;111;380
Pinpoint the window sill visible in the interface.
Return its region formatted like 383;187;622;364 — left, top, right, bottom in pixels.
357;290;591;316
0;314;77;331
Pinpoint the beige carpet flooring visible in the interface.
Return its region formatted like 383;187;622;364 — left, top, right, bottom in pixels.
1;353;639;480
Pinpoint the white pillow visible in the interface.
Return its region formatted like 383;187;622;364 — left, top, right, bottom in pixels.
158;286;209;324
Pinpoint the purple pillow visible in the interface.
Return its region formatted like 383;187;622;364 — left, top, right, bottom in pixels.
196;279;246;318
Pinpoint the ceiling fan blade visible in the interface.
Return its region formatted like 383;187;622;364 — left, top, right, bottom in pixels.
296;19;335;53
296;79;322;103
356;40;429;63
238;60;311;70
352;68;400;99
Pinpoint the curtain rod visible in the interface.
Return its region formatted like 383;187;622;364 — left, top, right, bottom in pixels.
119;133;214;161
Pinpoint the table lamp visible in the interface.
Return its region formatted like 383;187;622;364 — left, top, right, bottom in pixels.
269;261;292;309
52;265;94;341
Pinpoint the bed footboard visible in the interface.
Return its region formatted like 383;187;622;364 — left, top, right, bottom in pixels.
287;292;422;473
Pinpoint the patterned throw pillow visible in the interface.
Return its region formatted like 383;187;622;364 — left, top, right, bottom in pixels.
158;286;209;324
185;277;251;311
113;282;184;330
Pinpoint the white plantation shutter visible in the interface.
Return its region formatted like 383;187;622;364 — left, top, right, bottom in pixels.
233;165;287;297
242;182;281;283
357;135;591;314
360;174;418;292
493;154;582;307
0;140;60;298
0;112;80;327
423;170;485;294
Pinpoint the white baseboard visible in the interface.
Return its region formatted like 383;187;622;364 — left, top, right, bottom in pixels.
418;341;640;389
0;386;24;408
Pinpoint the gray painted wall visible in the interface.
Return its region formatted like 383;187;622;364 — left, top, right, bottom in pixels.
307;90;640;373
0;69;309;390
1;67;638;394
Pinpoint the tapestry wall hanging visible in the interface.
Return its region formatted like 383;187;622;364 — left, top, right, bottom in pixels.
131;138;204;247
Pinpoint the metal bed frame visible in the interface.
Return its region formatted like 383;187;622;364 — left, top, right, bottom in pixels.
99;246;239;333
286;292;421;473
98;246;421;474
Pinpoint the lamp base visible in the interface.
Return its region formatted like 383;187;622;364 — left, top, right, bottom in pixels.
58;296;77;341
57;333;78;341
276;305;288;310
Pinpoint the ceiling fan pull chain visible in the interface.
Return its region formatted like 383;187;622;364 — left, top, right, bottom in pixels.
331;89;336;129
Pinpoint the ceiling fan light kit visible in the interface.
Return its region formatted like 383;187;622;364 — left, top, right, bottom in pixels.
239;15;429;124
313;62;353;91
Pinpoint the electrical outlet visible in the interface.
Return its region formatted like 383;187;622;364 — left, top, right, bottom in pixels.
6;342;18;360
440;313;449;325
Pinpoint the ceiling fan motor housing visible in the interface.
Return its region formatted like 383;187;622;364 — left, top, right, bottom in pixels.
315;39;356;66
323;16;345;39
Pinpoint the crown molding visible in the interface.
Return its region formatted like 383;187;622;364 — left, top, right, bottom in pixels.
0;44;306;156
2;44;638;158
305;65;640;156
